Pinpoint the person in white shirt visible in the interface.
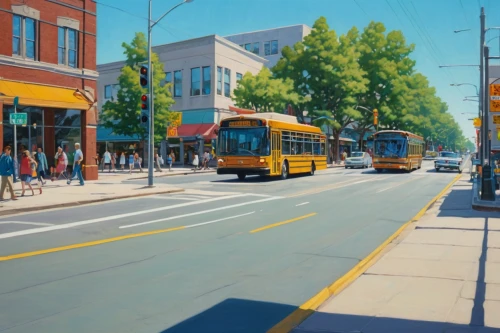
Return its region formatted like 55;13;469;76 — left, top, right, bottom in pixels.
67;143;84;186
103;150;111;172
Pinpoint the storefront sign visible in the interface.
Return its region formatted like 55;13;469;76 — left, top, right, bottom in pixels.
491;84;500;112
167;126;178;137
9;113;27;125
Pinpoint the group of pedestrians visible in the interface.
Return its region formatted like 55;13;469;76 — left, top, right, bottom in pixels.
0;143;85;201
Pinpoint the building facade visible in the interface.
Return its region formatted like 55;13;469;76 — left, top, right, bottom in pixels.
0;0;98;179
224;24;312;68
97;35;266;164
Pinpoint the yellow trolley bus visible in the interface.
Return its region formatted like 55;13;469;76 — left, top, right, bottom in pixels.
372;130;424;173
216;113;327;180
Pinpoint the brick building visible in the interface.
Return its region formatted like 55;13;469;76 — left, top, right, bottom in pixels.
0;0;98;180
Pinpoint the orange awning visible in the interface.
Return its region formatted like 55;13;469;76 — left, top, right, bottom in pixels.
0;79;92;110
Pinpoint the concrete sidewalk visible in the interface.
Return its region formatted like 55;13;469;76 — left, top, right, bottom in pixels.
293;174;500;332
0;174;183;216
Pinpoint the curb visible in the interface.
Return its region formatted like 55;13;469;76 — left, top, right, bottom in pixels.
127;169;217;180
0;188;185;217
267;173;462;333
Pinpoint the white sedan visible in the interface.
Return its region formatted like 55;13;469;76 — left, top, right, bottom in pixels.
345;152;372;169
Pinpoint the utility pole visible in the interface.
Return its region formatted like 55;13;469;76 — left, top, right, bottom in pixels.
147;0;154;187
145;0;192;187
484;45;490;160
480;7;485;166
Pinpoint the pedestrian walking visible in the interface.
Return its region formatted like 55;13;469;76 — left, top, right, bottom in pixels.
52;147;68;181
35;147;48;185
167;152;173;171
154;153;163;172
134;153;143;172
0;146;17;201
103;149;111;172
34;152;46;186
67;143;84;186
128;151;134;174
111;152;116;172
192;152;199;172
20;150;41;196
119;152;125;171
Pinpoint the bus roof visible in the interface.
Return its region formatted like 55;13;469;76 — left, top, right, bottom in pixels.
374;130;424;141
221;113;324;134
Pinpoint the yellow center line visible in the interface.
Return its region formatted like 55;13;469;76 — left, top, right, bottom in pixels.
250;213;317;233
0;226;185;262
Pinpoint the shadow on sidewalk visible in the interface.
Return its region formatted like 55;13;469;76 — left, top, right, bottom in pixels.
158;298;500;333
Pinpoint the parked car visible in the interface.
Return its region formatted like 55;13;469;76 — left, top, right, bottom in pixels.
434;151;463;173
345;151;372;169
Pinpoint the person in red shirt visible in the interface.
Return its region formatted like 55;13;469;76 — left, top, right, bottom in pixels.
20;150;41;196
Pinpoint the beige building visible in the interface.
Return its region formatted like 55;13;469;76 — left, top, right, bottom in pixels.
97;35;267;116
224;24;312;68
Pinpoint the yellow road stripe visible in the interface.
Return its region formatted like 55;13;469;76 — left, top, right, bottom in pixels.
250;213;316;233
267;173;462;333
0;226;185;262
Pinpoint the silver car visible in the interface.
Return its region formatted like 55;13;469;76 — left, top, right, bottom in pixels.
345;152;372;169
434;151;463;173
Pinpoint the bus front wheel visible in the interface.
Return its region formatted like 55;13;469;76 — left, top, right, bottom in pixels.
281;161;289;180
237;173;246;181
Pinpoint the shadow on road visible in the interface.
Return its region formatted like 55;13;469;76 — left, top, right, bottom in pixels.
159;297;500;333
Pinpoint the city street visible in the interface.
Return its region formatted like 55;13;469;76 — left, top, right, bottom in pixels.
0;161;459;333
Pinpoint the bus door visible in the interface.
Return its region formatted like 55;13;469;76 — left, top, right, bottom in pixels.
271;130;281;174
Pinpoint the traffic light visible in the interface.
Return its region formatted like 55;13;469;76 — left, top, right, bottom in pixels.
373;109;378;126
140;65;149;89
140;94;149;130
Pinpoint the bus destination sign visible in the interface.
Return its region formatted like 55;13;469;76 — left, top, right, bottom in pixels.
224;120;261;127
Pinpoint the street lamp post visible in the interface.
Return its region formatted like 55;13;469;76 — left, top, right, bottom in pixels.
146;0;192;187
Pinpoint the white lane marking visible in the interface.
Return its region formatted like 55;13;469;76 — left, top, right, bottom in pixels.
295;202;309;207
0;221;55;226
149;196;198;201
0;194;249;240
185;212;255;228
376;177;423;193
119;197;281;229
175;195;212;199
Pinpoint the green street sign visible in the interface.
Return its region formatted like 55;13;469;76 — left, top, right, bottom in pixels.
10;113;27;125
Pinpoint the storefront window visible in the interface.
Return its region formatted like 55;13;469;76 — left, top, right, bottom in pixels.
55;127;81;165
54;109;81;127
3;106;44;154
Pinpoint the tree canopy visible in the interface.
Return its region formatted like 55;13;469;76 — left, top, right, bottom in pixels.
100;32;178;144
231;17;471;157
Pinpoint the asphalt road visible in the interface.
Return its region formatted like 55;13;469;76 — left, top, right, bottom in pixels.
0;161;459;333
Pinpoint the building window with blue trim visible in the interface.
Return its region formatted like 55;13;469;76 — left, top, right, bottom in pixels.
174;70;182;97
202;66;211;95
13;15;36;60
224;68;231;98
236;73;243;82
191;67;201;96
217;67;222;95
58;27;78;68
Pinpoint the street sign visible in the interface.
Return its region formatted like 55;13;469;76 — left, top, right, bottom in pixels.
167;126;178;137
491;84;500;112
13;96;19;107
10;113;27;125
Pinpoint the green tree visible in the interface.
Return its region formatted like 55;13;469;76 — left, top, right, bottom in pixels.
353;22;416;149
232;67;308;114
273;17;369;162
101;32;177;145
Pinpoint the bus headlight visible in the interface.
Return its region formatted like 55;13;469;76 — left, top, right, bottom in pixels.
259;158;265;163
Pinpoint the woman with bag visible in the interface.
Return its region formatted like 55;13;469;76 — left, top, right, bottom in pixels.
20;150;41;196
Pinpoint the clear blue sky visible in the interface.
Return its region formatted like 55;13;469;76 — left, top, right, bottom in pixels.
95;0;500;140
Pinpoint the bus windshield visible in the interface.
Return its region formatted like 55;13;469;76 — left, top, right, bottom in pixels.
374;138;408;158
218;127;270;156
